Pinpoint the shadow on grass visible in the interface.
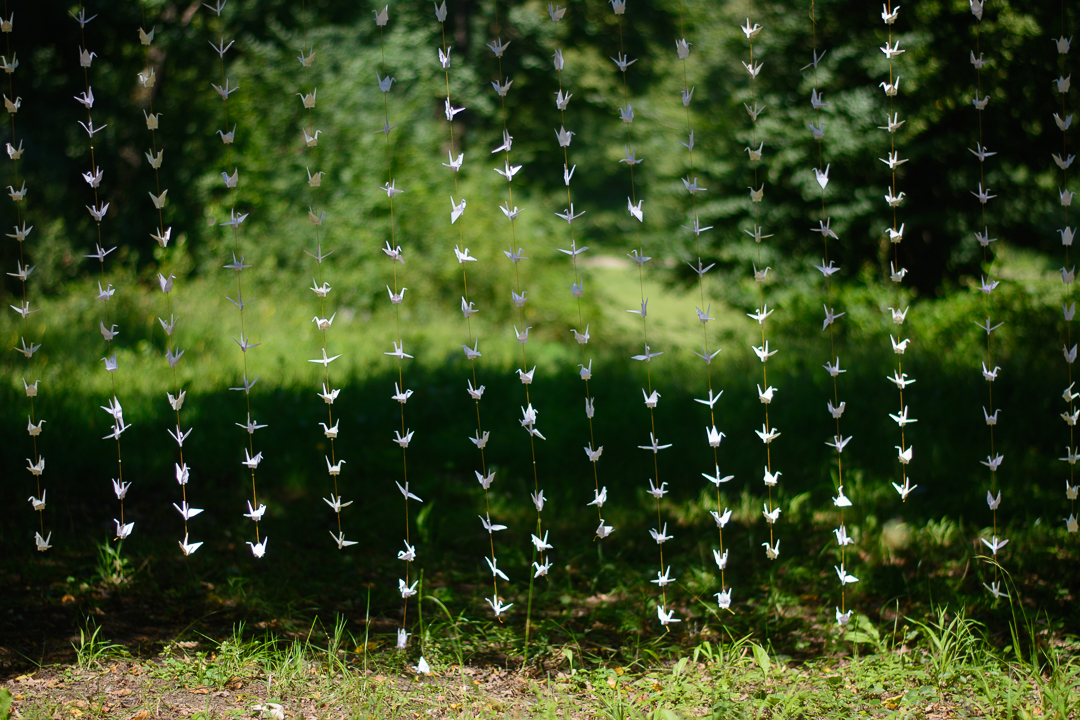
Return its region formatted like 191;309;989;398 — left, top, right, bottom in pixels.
3;347;1078;677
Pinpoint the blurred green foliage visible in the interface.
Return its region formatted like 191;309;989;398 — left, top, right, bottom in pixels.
1;0;1078;605
1;0;1075;300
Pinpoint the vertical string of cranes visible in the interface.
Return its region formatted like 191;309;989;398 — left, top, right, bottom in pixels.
137;3;203;556
673;0;732;613
371;1;423;650
879;1;918;513
4;3;50;552
441;0;509;621
205;0;266;558
806;0;857;626
966;0;1010;597
551;0;611;554
297;0;353;554
606;0;677;627
72;3;136;545
1053;5;1079;536
740;0;782;568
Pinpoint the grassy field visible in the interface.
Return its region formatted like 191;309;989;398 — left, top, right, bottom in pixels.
3;245;1079;717
2;596;1079;719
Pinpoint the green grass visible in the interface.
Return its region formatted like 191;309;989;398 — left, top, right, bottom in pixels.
5;606;1078;719
3;245;1079;718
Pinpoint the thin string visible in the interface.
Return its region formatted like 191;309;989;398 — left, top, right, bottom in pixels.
551;7;603;534
441;9;500;609
76;2;128;538
298;1;344;543
209;4;261;547
971;0;1003;588
744;0;778;561
882;0;913;510
5;1;45;542
138;1;194;547
376;9;415;631
809;0;848;619
613;6;668;616
676;0;727;604
1061;0;1077;529
498;7;545;585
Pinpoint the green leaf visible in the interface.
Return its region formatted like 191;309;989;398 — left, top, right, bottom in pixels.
0;687;12;720
751;643;771;679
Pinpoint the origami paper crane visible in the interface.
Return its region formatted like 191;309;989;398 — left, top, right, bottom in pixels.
835;564;859;585
396;481;423;502
980;535;1008;555
450;197;466;223
528;531;553;555
762;540;780;560
691;345;717;362
752;341;777;361
741;19;763;38
115;519;135;540
762;504;781;523
621;146;643;165
27;417;45;437
889;479;915;500
881;41;905;59
533;559;552;578
179;534;203;556
657;606;680;626
467;380;485;400
703;464;734;487
478;513;508;534
651;566;675;587
712;508;732;528
485;556;509;581
209;37;234;59
486;595;512;616
462;468;491;494
330;532;357;550
35;532;51;552
248;537;268;558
